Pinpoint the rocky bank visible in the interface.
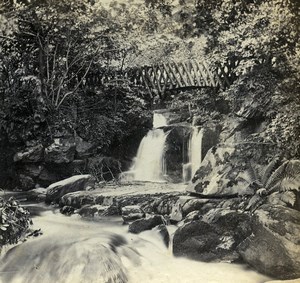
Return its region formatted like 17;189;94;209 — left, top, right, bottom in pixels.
22;164;300;281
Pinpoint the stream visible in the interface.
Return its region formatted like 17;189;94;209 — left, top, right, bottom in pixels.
0;202;272;283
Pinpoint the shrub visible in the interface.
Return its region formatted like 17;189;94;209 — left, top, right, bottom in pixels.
0;196;31;247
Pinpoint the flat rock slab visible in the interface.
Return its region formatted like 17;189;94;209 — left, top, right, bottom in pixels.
46;175;95;203
60;182;186;209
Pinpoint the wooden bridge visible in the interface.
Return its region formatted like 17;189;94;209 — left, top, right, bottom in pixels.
85;59;238;99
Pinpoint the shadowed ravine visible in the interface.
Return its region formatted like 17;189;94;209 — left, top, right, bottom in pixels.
0;208;272;283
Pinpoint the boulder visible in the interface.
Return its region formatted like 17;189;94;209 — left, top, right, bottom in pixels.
121;205;145;222
45;138;75;164
173;209;251;262
77;205;111;217
60;191;103;208
187;143;277;197
60;205;75;216
238;204;300;280
13;144;44;163
187;145;247;197
201;125;221;160
75;136;94;159
45;174;95;203
26;187;47;202
129;215;165;234
38;167;61;186
181;198;211;216
18;174;35;191
150;194;180;215
170;201;183;222
21;164;43;178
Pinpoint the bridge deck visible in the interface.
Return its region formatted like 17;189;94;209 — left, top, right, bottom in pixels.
85;59;238;99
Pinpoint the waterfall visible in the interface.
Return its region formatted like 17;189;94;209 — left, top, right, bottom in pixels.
126;112;168;182
183;127;203;182
153;112;167;128
189;127;203;177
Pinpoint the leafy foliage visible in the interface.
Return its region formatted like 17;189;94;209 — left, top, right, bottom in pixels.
0;197;31;246
244;159;300;211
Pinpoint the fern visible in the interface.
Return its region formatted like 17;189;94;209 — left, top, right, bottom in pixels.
265;161;289;191
246;194;264;211
285;160;300;178
247;160;263;187
243;159;300;211
279;177;300;192
280;191;296;206
261;156;281;186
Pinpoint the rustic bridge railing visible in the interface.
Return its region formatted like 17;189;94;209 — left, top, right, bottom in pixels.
85;59;238;99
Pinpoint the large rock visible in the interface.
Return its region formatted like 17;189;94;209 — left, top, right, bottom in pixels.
18;174;35;191
121;205;145;222
38;167;61;186
129;215;164;234
77;205;116;217
169;196;210;222
60;191;104;208
187;143;277;197
149;194;180;215
201;124;221;160
173;209;251;262
75;136;94;159
13;144;44;163
45;174;95;203
21;164;43;178
187;145;248;196
238;204;300;280
45;138;75;164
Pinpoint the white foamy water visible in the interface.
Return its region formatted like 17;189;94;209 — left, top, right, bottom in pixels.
183;127;203;181
130;129;167;182
0;210;272;283
123;112;168;182
152;112;167;128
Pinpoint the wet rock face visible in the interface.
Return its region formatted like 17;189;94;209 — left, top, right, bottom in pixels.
173;209;251;262
187;145;246;197
18;174;35;191
201;125;221;159
238;204;300;280
45;174;95;203
128;215;165;234
164;124;191;183
45;138;76;164
121;205;145;223
75;136;94;159
13;144;44;163
60;191;104;208
187;143;278;197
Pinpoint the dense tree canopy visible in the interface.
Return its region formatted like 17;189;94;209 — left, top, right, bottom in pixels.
0;0;299;156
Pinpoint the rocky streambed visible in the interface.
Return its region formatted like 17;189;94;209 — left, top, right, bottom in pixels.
11;173;300;282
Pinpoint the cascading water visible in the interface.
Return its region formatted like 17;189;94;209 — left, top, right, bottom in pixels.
189;127;203;177
0;209;272;283
128;112;168;182
183;127;203;183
